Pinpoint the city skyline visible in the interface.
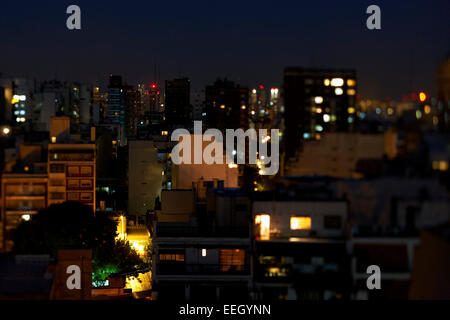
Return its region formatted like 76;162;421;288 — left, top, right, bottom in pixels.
0;0;449;100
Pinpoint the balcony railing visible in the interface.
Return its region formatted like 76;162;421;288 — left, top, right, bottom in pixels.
156;226;250;238
157;263;250;275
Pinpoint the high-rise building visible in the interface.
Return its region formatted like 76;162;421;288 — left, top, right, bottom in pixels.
148;83;162;113
107;75;125;123
205;78;249;132
164;78;191;129
124;85;142;138
0;77;32;126
92;86;107;125
283;68;357;158
107;75;127;145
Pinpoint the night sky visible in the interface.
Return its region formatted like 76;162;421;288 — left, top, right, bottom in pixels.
0;0;449;100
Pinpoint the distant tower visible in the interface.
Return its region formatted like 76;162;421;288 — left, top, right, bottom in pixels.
164;78;191;129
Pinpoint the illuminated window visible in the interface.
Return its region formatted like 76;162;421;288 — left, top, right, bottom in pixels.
219;249;245;272
159;254;184;261
80;180;92;188
202;249;207;257
51;136;56;143
67;180;79;188
331;78;344;87
433;161;448;171
80;166;92;176
255;214;270;240
161;131;168;136
419;92;427;102
347;107;356;114
347;79;356;87
323;79;330;86
314;96;323;104
347;89;356;96
335;88;344;95
67;166;80;176
290;217;311;230
80;192;92;201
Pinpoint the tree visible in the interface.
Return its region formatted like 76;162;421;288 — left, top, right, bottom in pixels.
13;201;146;284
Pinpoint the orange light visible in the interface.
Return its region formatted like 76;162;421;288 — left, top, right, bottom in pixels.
419;92;427;102
290;217;311;230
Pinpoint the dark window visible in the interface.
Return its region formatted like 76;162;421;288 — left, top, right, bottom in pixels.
50;164;65;173
324;215;342;229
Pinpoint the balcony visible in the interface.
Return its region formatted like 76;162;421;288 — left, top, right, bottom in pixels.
157;263;250;275
156;225;250;238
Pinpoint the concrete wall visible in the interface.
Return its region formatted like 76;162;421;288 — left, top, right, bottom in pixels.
252;201;347;239
128;140;164;217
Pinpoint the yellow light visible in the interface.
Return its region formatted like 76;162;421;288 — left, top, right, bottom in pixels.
347;107;356;114
424;105;431;114
11;98;19;104
314;96;323;104
347;79;356;87
51;136;56;143
220;105;226;109
290;217;311;230
439;161;448;171
228;163;238;168
255;214;270;240
2;127;10;135
258;169;264;175
120;215;125;238
161;131;168;136
24;166;29;172
22;214;31;221
323;79;330;86
331;78;344;87
241;105;246;110
315;108;322;114
419;92;427;102
347;89;356;96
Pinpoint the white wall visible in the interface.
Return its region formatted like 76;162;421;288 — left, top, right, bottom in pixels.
252;201;347;238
